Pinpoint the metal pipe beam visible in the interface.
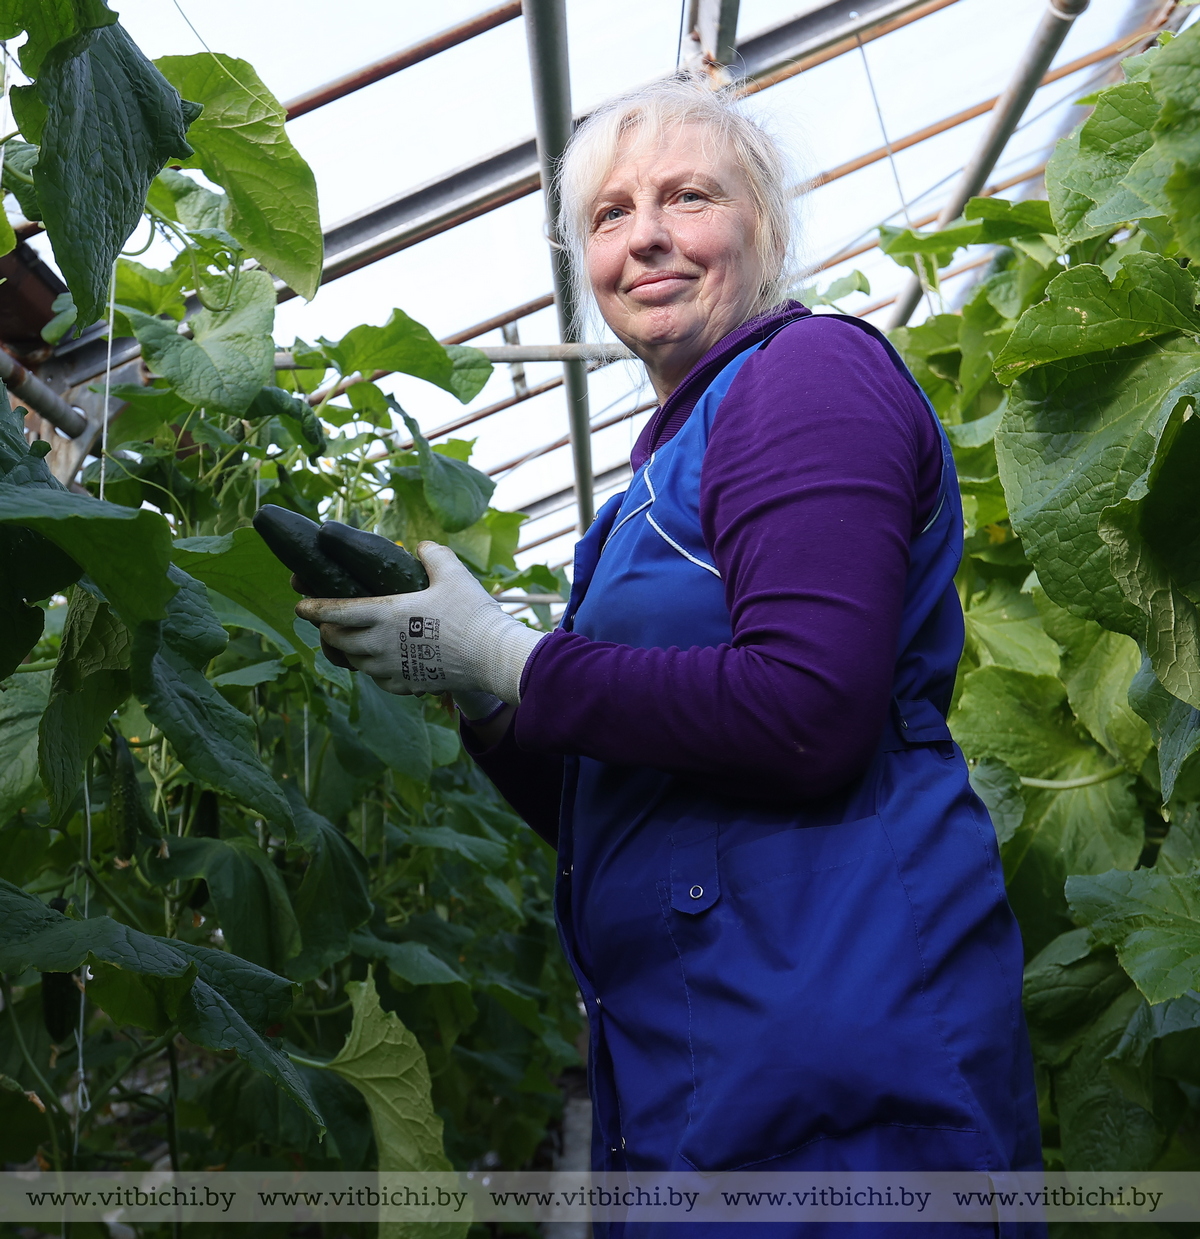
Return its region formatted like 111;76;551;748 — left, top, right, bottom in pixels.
281;0;965;301
275;343;631;368
796;27;1150;195
522;0;594;530
284;2;522;120
886;0;1091;329
681;0;742;83
0;349;87;437
488;399;657;478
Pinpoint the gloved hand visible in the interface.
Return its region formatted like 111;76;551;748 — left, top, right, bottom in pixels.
294;542;546;704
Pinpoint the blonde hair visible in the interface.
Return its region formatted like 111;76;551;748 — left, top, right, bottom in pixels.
557;77;795;331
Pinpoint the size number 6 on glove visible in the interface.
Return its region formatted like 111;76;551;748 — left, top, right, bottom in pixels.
294;541;546;704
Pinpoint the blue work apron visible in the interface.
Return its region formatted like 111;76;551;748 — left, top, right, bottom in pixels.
553;315;1041;1236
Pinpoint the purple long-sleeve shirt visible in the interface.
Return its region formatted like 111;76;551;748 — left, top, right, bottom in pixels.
467;304;941;845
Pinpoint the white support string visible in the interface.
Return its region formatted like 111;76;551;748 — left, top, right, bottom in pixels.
74;763;94;1153
99;261;117;500
853;30;938;318
302;703;310;797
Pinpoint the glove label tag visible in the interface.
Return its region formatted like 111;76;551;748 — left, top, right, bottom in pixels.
400;616;446;685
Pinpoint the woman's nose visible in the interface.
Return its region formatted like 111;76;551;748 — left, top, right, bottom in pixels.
627;205;673;257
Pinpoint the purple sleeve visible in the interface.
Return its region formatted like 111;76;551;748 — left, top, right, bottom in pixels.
512;316;942;801
460;718;564;849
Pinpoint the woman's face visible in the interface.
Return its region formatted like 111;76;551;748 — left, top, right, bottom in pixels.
586;122;764;400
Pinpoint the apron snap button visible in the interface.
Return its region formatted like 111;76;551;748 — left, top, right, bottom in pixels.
689;884;704;899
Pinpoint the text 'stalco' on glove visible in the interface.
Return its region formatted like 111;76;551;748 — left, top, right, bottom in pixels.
294;542;546;705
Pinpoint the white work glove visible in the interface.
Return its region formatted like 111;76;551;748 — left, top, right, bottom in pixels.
294;541;546;705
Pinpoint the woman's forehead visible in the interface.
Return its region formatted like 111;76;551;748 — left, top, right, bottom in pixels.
596;122;746;194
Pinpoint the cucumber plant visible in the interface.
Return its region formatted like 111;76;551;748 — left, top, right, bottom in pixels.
0;5;577;1199
879;24;1200;1176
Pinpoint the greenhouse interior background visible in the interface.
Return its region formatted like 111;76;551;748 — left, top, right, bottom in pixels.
15;0;1193;595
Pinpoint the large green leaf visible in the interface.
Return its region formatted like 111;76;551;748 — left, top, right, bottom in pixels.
967;758;1025;846
0;0;117;77
881;197;1057;276
245;385;326;457
1128;658;1200;804
34;23;198;324
1053;985;1166;1171
963;579;1060;676
147;166;226;231
1022;928;1132;1066
145;835;300;973
350;931;465;987
444;345;494;404
37;588;131;820
327;309;454;391
1;140;40;223
1034;589;1152;772
172;526;314;670
0;483;176;629
123;269;275;415
1099;405;1200;708
130;572;290;826
0;671;52;822
132;640;290;826
353;675;432;782
0;879;322;1126
113;255;188;327
1003;749;1143;960
324;978;456;1171
393;404;494;533
1067;868;1200;1004
1046;80;1161;244
397;825;507;870
1149;23;1200;261
949;665;1081;777
1109;990;1200;1110
993;255;1200;385
283;785;372;982
154;54;322;301
995;334;1200;635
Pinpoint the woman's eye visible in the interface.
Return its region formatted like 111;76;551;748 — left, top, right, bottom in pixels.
679;191;702;203
600;207;624;222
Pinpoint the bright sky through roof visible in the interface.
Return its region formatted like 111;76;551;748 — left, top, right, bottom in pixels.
23;0;1185;574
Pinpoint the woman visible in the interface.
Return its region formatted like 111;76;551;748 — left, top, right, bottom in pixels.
299;79;1040;1213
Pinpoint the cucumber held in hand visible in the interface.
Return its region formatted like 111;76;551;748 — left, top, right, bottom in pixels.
318;520;429;595
253;505;368;598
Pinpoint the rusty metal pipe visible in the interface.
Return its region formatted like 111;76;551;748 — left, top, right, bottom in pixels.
886;0;1091;329
284;2;522;120
797;27;1150;195
0;349;87;438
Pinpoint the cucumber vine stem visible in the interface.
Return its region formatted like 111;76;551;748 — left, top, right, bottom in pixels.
1019;768;1125;790
1;977;66;1168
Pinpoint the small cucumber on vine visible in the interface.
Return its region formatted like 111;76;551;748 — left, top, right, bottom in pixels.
109;732;161;861
317;521;429;595
252;505;367;598
188;790;220;910
41;900;81;1044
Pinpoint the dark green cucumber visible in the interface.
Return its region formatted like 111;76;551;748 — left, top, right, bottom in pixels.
109;731;160;860
252;505;368;598
42;899;80;1044
41;969;80;1044
317;521;429;595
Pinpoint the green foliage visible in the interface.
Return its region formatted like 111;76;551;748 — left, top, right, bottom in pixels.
320;309;493;404
993;254;1200;382
874;24;1200;1174
0;19;578;1182
155;54;323;300
123;269;277;415
32;23;199;322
